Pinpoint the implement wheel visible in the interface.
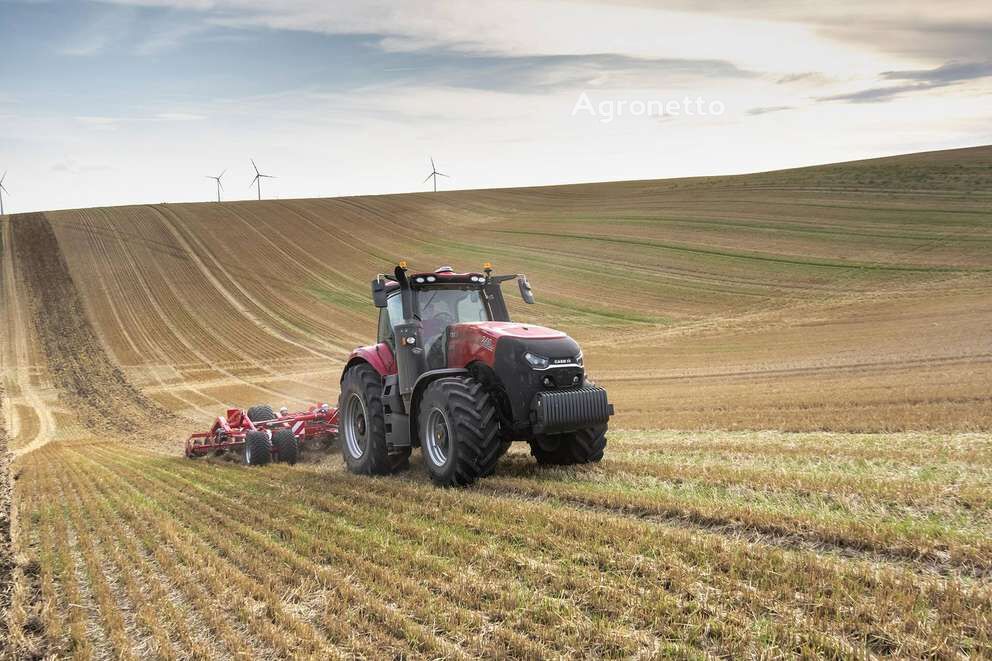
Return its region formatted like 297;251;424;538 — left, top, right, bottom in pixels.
247;405;275;423
244;430;272;466
272;429;299;465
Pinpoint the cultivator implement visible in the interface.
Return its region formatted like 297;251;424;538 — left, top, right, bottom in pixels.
185;403;338;465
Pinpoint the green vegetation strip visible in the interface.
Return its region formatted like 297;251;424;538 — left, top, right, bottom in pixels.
487;229;991;273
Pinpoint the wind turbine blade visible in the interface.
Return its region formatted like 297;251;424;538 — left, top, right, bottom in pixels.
430;157;435;170
206;175;214;180
0;184;7;194
436;172;449;178
0;171;6;185
250;175;259;188
423;173;434;183
219;169;226;179
251;159;260;175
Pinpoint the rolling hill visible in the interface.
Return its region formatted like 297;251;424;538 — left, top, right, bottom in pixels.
1;145;990;657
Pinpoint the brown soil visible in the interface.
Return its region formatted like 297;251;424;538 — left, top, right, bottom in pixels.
10;213;173;435
0;389;10;651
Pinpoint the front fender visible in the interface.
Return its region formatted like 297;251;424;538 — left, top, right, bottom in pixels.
409;368;470;439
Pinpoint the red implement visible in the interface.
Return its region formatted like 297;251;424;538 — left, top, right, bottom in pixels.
184;403;339;460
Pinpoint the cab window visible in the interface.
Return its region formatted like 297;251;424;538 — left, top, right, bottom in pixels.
377;308;393;344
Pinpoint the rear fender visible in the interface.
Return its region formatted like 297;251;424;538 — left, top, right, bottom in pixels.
342;342;396;380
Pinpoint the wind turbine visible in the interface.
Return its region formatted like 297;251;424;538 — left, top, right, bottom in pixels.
206;169;226;202
249;159;275;200
423;157;448;192
0;171;8;215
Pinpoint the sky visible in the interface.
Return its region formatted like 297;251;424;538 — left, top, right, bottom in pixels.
0;0;990;213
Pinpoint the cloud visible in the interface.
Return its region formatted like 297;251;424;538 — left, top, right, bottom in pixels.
74;112;207;128
106;0;894;76
817;60;992;104
408;52;755;94
816;84;930;104
51;159;114;174
776;72;831;85
747;105;793;115
881;60;992;84
135;22;213;55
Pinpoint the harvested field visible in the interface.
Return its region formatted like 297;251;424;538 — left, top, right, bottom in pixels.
1;145;991;657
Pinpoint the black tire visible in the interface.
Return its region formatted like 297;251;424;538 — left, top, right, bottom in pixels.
418;377;500;487
244;430;272;466
480;440;512;477
338;364;410;475
247;405;275;423
529;425;607;465
272;429;299;465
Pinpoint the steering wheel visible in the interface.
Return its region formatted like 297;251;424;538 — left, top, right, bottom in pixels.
433;312;455;326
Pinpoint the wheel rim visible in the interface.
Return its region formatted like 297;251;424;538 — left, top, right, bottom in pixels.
344;392;369;459
245;443;252;464
424;407;452;467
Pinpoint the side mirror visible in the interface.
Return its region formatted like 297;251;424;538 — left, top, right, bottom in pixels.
517;275;535;304
371;279;388;308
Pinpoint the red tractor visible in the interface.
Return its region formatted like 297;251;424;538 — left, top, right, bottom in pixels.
338;262;613;486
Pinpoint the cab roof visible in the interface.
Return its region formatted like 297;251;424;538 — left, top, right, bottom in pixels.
381;266;489;292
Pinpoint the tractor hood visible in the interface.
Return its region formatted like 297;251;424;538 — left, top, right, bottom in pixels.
465;321;567;341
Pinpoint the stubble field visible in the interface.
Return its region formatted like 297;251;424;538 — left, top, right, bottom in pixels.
1;145;991;658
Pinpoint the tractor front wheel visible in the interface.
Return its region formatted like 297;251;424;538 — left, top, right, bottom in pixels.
418;377;500;487
339;363;410;475
529;425;607;465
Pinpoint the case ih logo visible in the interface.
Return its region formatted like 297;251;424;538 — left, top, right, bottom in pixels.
479;336;495;352
552;358;571;365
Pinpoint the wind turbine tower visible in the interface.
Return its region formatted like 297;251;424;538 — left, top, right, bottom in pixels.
249;159;275;200
0;172;8;215
423;157;448;193
206;170;226;202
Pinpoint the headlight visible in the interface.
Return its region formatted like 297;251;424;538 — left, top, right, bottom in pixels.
576;352;583;367
524;352;550;369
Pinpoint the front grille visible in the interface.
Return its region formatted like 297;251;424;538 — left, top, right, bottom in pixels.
531;386;613;434
542;366;583;388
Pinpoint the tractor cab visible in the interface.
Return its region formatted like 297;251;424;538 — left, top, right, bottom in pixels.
375;265;520;369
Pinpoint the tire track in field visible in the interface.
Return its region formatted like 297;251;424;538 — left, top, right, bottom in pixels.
0;383;12;650
213;203;369;345
139;449;970;656
1;217;57;456
69;210;225;420
9;213;174;438
64;209;320;409
150;205;349;360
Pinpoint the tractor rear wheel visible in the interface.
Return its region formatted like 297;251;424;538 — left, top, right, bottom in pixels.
529;425;607;465
247;405;275;423
244;430;272;466
418;377;500;487
339;363;410;475
272;429;299;465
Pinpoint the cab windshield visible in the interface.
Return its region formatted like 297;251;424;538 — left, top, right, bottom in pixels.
386;286;490;350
